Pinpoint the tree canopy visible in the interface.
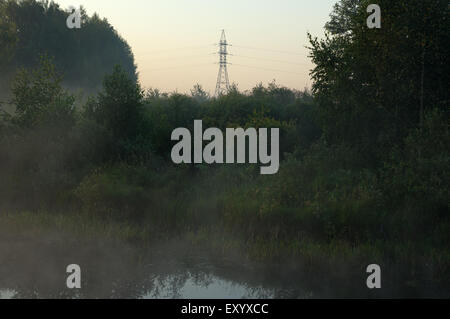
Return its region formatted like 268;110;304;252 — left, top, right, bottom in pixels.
0;0;137;98
308;0;449;162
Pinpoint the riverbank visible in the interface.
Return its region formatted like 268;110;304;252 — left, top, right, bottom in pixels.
1;209;449;298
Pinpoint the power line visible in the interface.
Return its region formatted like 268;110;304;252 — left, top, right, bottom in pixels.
232;44;307;56
232;54;311;67
136;45;211;56
139;54;212;62
215;30;231;97
232;63;305;75
141;62;306;75
141;63;213;72
135;39;309;83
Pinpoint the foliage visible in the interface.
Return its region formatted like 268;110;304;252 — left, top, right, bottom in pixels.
308;0;449;163
82;65;151;161
11;54;75;129
0;0;137;97
0;0;448;294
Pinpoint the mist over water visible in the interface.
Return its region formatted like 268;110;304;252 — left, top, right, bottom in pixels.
1;0;449;300
0;234;292;299
1;231;447;299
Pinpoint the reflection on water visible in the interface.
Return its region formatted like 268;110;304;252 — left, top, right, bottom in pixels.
1;236;445;298
142;272;275;299
0;268;295;299
0;289;17;299
0;237;307;299
0;272;276;299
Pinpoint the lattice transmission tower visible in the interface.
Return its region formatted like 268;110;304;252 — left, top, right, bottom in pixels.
215;30;231;97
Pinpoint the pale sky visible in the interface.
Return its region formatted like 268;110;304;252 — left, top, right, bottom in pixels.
56;0;338;94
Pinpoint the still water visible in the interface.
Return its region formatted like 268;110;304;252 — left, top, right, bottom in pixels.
0;236;444;298
0;273;278;299
0;237;310;299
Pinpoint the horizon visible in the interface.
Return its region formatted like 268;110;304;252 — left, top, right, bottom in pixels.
56;0;338;94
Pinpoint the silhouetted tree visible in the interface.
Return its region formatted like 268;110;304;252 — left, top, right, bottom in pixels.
0;0;137;98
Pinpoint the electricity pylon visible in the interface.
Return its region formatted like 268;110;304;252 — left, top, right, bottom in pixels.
215;30;231;97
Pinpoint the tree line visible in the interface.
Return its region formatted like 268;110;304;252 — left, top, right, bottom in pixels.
0;0;448;295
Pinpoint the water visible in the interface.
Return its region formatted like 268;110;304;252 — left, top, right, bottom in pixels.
0;289;16;299
1;236;445;298
0;263;298;299
141;272;275;299
0;237;303;299
0;274;276;299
